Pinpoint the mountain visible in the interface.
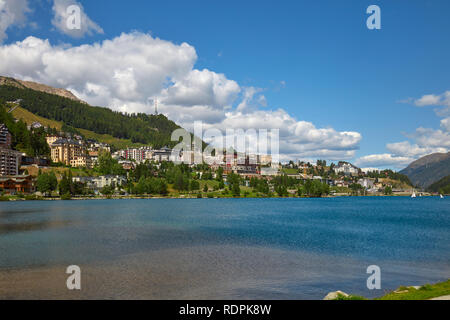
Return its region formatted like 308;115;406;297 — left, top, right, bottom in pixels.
0;76;85;104
0;77;183;150
400;152;450;188
426;175;450;194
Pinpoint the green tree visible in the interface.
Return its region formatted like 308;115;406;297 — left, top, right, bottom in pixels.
275;184;288;197
58;172;73;196
216;167;224;181
227;173;241;197
190;179;200;191
36;172;57;196
384;186;393;195
349;183;363;196
97;151;125;175
101;185;115;195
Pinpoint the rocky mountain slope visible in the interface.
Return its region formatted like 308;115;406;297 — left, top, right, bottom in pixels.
400;152;450;188
0;76;85;104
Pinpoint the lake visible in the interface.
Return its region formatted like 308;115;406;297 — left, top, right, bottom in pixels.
0;197;449;299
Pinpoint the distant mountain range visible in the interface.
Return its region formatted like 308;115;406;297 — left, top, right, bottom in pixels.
0;76;85;104
400;152;450;189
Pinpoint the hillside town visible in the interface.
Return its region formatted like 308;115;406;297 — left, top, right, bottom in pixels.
0;119;418;199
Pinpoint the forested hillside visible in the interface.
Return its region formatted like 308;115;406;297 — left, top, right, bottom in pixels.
400;152;450;188
0;103;50;156
0;85;181;148
426;175;450;194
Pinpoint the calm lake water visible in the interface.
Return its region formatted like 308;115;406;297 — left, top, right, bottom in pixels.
0;197;449;299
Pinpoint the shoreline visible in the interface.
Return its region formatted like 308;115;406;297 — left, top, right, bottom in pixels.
1;194;443;202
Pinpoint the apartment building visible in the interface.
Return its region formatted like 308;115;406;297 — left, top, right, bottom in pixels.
0;124;21;176
0;148;22;176
0;124;12;148
50;138;90;167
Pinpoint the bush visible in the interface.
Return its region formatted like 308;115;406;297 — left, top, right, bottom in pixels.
61;192;72;200
419;284;433;291
25;195;43;201
0;195;9;201
335;293;367;300
197;193;202;198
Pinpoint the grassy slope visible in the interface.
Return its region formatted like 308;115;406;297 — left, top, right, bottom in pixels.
377;280;450;300
11;106;142;150
427;175;450;194
336;280;450;300
23;165;96;180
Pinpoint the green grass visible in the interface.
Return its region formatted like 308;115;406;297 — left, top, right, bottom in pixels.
376;280;450;300
333;280;450;300
335;293;367;300
24;165;99;181
281;168;299;175
12;106;142;150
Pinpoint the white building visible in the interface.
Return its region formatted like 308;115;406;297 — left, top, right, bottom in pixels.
334;162;359;175
357;178;375;189
261;167;279;176
72;175;127;190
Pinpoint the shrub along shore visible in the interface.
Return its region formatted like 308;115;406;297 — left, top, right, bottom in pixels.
329;280;450;300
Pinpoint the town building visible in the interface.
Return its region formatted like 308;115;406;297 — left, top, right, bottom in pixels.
87;140;111;153
259;154;272;166
46;135;60;147
260;167;279;176
29;121;43;130
0;148;22;176
334;162;359;176
118;159;135;170
72;175;127;191
357;178;375;189
0;124;12;148
70;156;92;168
21;155;51;167
88;150;99;165
50;138;88;167
124;148;146;163
0;175;35;194
152;147;172;162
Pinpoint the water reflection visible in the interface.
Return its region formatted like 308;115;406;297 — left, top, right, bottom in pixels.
0;220;73;235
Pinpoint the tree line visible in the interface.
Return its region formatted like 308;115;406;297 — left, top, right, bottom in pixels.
0;86;181;148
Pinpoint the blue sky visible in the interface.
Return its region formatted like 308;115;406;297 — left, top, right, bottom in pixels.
1;0;449;169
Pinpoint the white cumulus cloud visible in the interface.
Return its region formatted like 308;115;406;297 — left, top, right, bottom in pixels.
412;90;450;117
441;117;450;132
355;154;414;168
51;0;103;38
0;0;30;43
0;33;362;161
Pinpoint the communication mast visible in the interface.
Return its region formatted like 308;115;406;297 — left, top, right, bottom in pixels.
147;97;159;115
